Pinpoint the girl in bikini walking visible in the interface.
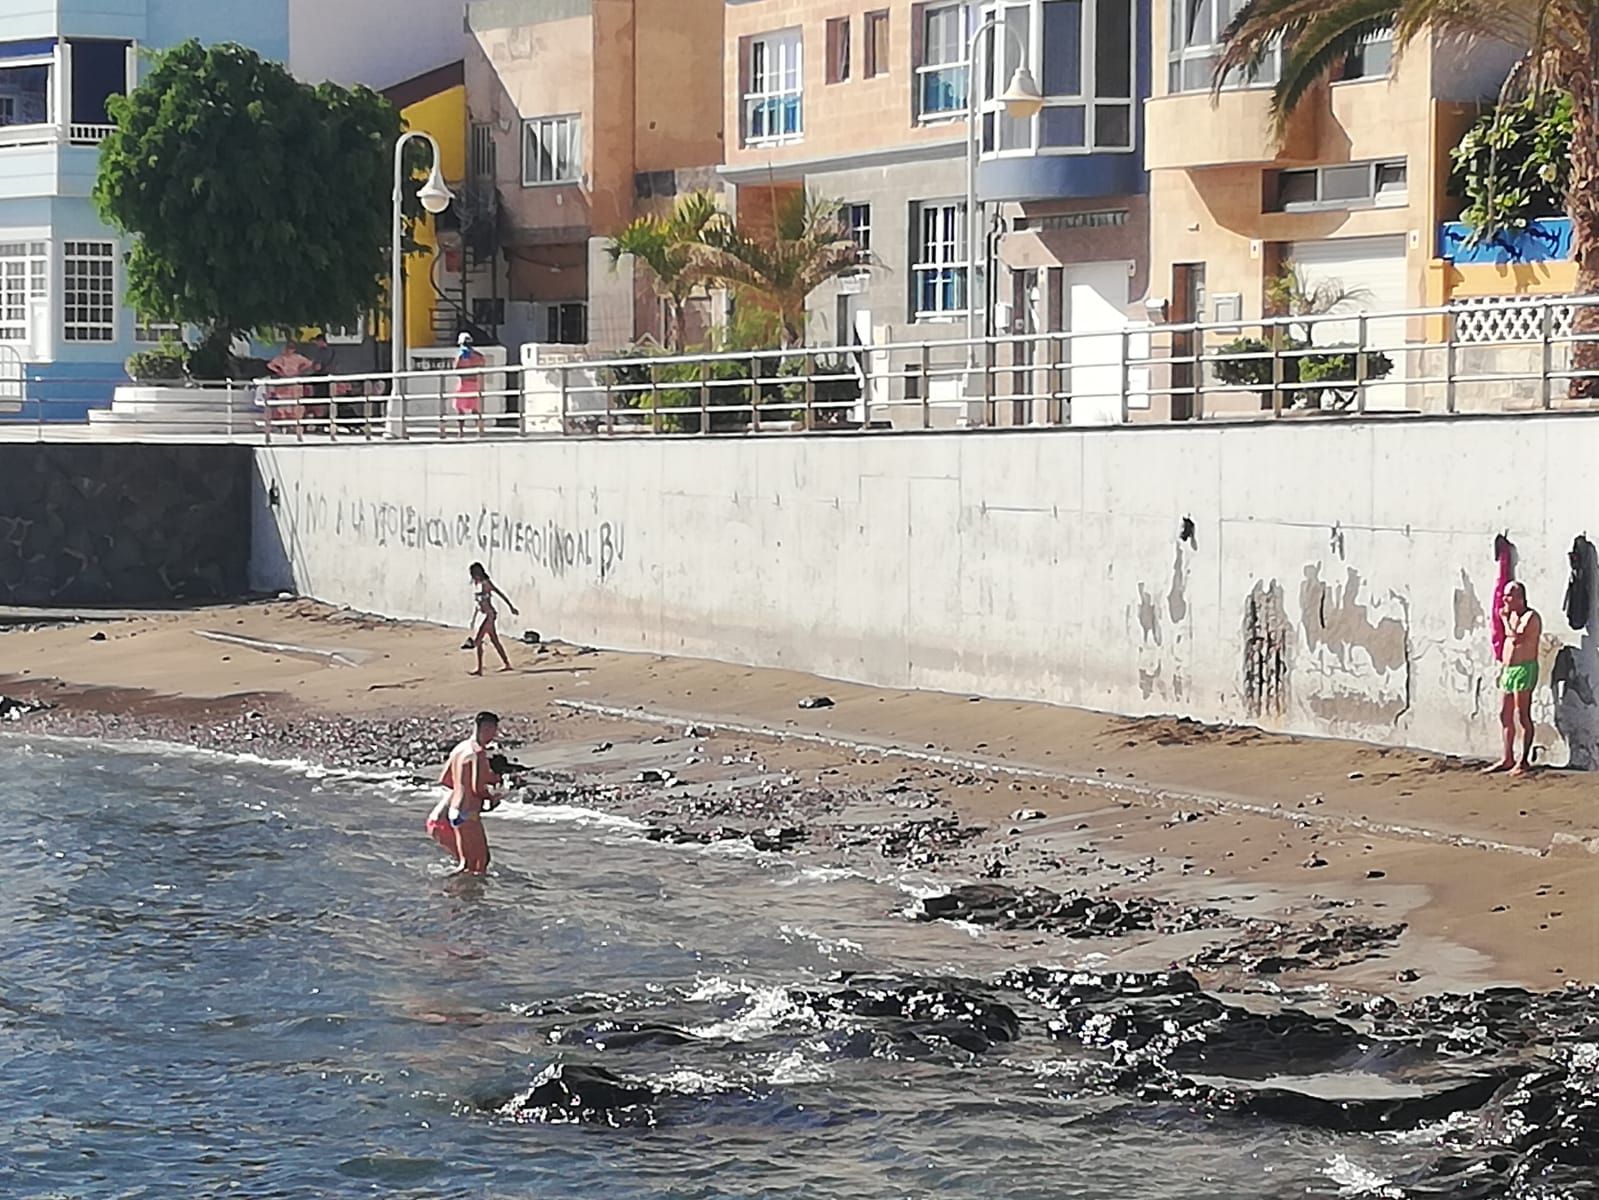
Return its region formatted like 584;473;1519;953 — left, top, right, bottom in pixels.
467;561;518;675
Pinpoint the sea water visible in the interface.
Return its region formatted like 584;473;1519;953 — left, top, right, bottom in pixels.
0;738;1444;1198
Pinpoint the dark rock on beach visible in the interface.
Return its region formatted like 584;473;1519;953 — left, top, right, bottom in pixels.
916;883;1226;940
917;883;1160;937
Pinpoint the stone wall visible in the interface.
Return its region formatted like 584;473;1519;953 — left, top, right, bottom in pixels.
0;445;254;607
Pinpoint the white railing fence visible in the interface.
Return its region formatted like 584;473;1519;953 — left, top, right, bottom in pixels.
7;294;1599;443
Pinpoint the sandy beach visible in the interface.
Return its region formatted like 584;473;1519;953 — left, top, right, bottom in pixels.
3;598;1596;994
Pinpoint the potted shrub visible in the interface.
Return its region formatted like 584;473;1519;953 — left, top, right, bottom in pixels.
124;337;188;384
1298;346;1396;409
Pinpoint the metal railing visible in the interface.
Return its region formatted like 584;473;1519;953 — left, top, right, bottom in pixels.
7;294;1599;444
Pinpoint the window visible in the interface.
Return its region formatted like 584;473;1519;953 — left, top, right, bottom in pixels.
67;39;130;135
134;315;180;343
0;63;51;127
323;321;364;345
912;201;967;320
469;121;496;180
545;301;587;345
521;114;581;186
1271;159;1407;212
918;4;970;118
63;241;115;343
472;298;506;327
1341;31;1394;81
847;203;872;253
744;30;803;146
979;0;1135;154
864;10;891;77
1169;0;1278;93
0;241;46;343
826;17;851;84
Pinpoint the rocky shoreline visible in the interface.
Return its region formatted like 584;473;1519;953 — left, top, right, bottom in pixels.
8;686;1599;1198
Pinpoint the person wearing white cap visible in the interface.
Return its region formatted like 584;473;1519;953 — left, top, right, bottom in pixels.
453;331;486;432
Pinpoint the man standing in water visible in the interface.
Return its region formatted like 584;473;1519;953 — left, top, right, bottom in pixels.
427;711;502;874
1485;582;1542;777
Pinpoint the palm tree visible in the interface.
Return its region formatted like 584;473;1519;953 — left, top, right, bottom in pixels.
695;189;865;347
1214;0;1599;393
606;190;724;353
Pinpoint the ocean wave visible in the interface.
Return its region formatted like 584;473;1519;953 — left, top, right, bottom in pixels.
775;865;864;887
765;1047;835;1085
490;803;645;832
778;924;865;959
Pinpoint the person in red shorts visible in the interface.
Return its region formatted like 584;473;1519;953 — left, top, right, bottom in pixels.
427;711;502;874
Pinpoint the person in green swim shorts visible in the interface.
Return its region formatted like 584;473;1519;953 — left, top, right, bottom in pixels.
1484;581;1542;777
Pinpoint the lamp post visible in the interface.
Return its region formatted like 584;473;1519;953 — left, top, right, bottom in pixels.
966;14;1043;366
390;130;454;434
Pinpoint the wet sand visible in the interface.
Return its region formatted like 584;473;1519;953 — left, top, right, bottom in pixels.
3;599;1596;994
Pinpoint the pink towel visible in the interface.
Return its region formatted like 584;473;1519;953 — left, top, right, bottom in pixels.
1491;536;1513;660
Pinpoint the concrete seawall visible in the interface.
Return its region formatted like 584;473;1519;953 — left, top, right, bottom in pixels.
250;417;1599;767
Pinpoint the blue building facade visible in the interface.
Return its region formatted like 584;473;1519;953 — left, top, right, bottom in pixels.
0;1;290;420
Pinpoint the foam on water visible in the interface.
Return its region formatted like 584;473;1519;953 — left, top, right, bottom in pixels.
1322;1154;1404;1198
689;984;815;1042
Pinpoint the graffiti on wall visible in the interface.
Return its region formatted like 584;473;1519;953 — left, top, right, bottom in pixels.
287;487;626;582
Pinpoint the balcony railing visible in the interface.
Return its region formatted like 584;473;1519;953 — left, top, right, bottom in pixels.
5;295;1599;442
0;122;117;151
68;123;116;146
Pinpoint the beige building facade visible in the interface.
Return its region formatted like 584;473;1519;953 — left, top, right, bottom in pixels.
464;0;726;351
722;0;1152;406
1145;6;1521;414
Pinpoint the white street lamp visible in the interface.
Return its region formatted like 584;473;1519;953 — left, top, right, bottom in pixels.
966;17;1044;364
390;130;454;434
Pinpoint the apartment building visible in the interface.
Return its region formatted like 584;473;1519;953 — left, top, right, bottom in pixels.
463;0;725;352
722;0;1150;403
1145;2;1520;413
0;0;468;419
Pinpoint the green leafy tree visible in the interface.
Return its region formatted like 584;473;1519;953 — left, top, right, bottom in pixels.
695;190;865;347
1216;0;1599;393
94;40;400;374
1451;91;1574;246
606;190;724;353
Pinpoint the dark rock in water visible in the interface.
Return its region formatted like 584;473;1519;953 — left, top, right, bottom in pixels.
1001;967;1366;1080
0;696;50;722
1218;1071;1514;1134
792;973;1021;1056
496;1063;657;1125
1379;1061;1599;1197
1354;985;1599;1057
549;1020;699;1051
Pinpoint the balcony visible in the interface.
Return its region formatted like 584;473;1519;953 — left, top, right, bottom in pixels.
1144;87;1319;171
1439;218;1573;265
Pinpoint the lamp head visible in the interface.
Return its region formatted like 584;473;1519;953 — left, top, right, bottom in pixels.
1000;66;1045;120
418;162;454;215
